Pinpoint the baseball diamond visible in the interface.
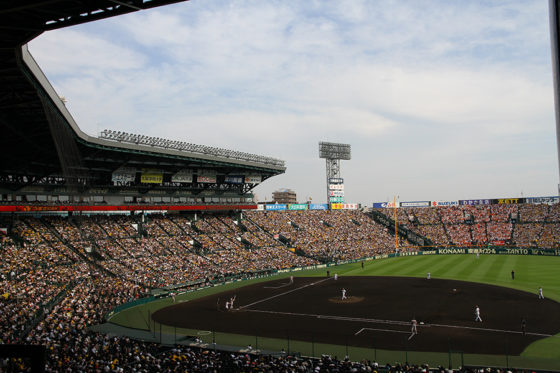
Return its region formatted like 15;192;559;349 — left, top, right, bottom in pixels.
152;276;560;355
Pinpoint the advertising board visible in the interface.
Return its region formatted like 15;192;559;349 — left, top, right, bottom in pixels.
431;201;459;207
400;201;430;208
328;178;344;184
525;196;559;205
171;170;193;183
197;176;216;183
329;184;344;190
329;191;345;197
225;175;244;184
140;169;163;184
309;204;328;210
244;175;262;184
289;204;308;210
459;199;491;206
265;204;287;211
372;202;398;208
111;167;136;184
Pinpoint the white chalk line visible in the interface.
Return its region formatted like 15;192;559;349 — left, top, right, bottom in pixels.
355;327;410;336
244;309;553;338
263;281;293;289
239;277;331;310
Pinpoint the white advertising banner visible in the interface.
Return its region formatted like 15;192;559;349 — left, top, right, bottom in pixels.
111;167;136;184
197;175;217;183
329;184;345;190
171;170;193;183
329;190;345;197
244;175;262;184
197;170;217;183
431;201;459;207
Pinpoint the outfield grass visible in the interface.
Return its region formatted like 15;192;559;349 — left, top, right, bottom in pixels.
109;254;560;368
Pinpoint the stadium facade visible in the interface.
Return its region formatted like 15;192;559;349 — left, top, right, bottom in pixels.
0;0;285;211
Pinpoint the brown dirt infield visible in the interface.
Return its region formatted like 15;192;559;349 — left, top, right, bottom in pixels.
152;276;560;354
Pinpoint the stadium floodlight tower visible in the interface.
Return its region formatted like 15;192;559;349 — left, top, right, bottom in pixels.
319;141;351;205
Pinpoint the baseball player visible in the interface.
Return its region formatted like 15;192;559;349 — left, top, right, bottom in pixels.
290;276;294;284
474;305;482;322
334;273;338;280
411;318;418;335
538;287;544;299
341;288;347;300
426;272;431;279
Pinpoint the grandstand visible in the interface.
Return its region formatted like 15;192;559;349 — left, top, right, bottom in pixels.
1;2;560;372
0;1;284;208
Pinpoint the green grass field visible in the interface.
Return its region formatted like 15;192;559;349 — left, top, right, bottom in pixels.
109;254;560;369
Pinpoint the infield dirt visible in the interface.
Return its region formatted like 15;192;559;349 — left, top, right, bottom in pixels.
152;276;560;354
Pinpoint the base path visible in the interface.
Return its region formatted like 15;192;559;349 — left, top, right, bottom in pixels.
152;276;560;354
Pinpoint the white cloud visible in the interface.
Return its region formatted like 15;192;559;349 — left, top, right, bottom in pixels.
27;0;558;203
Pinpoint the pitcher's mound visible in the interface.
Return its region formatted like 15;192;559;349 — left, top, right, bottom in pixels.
329;296;364;304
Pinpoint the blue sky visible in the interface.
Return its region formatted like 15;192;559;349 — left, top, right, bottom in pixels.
29;0;558;205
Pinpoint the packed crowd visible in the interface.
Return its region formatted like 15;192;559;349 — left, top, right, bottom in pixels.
376;203;560;248
0;206;558;371
245;210;411;261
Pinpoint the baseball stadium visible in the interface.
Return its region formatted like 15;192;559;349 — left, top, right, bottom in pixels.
1;1;560;372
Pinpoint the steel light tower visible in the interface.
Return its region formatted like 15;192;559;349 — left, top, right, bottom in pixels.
319;141;351;205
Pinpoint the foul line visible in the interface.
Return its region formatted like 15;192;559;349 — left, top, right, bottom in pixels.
263;281;293;289
355;327;410;336
239;277;331;310
244;309;553;338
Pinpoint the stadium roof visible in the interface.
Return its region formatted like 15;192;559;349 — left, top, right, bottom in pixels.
0;1;285;193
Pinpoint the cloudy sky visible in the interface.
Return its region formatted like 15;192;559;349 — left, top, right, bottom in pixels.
29;0;558;205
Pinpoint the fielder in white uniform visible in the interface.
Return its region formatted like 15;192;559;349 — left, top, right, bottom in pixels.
475;305;482;322
538;287;544;299
411;318;418;335
341;288;347;300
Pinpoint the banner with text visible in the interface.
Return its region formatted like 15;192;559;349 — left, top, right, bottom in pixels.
289;204;308;210
111;167;136;184
431;201;459;207
265;204;287;211
197;170;217;183
171;169;193;183
525;196;559;205
244;175;262;184
459;199;491;206
493;198;524;204
372;202;398;208
140;169;163;184
225;175;244;184
400;201;430;208
309;204;328;210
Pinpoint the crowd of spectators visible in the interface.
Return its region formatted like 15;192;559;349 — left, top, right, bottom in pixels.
375;203;560;249
246;210;411;261
0;205;559;371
